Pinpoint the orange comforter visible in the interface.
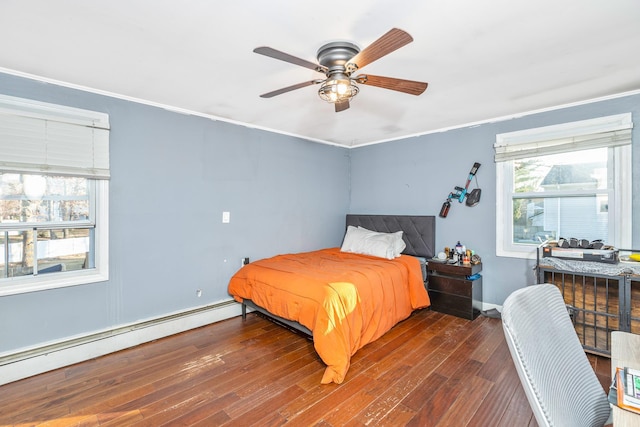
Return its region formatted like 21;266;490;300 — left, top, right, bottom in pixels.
227;247;430;384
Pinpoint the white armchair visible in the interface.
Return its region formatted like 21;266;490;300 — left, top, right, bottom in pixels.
502;284;611;427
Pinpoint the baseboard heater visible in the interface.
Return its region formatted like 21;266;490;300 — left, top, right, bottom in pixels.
0;299;241;386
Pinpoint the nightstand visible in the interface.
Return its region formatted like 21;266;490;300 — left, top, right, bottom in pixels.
427;262;482;320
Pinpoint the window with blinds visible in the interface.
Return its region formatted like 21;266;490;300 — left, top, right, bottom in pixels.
494;113;632;258
0;95;110;295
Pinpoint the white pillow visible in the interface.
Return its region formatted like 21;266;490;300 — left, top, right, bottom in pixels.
340;226;405;259
356;227;405;257
340;226;365;252
364;227;405;257
394;232;407;255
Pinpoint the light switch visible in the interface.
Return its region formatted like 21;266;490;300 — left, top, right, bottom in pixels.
222;211;230;223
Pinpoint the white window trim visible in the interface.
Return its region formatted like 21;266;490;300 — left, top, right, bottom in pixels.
614;144;632;247
494;113;632;153
0;180;109;296
0;94;110;128
496;114;632;259
0;95;110;295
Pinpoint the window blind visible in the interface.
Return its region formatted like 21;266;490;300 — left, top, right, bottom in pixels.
494;113;632;162
0;94;110;179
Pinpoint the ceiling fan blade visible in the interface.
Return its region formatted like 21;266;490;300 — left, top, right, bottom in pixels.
346;28;413;72
356;74;428;96
335;100;350;112
259;80;321;98
253;46;328;73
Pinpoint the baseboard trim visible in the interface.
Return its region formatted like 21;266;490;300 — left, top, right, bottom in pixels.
482;302;503;313
0;299;242;386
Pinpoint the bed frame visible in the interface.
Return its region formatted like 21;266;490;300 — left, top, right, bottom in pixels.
241;214;437;337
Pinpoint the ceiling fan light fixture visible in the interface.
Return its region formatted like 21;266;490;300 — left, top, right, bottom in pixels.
318;75;359;104
254;28;428;111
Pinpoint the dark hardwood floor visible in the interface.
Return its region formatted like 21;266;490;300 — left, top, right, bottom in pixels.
0;308;612;426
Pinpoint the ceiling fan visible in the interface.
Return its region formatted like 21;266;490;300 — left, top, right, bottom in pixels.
253;28;428;112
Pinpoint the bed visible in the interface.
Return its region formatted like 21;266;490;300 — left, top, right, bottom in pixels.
227;214;436;384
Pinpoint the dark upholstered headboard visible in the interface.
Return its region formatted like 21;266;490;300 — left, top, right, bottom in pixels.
345;214;436;259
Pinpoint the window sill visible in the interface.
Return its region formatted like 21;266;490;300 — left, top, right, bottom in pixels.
0;269;108;296
496;245;538;260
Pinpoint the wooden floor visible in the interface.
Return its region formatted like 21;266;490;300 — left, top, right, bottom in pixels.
0;308;612;427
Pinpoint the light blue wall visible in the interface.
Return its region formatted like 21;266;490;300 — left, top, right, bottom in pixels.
1;71;637;355
0;73;350;352
350;93;640;304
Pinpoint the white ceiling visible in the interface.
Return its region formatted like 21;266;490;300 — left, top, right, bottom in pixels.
1;0;639;147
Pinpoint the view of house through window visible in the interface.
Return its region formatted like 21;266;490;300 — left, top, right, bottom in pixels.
512;147;609;245
0;173;95;279
495;113;631;258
